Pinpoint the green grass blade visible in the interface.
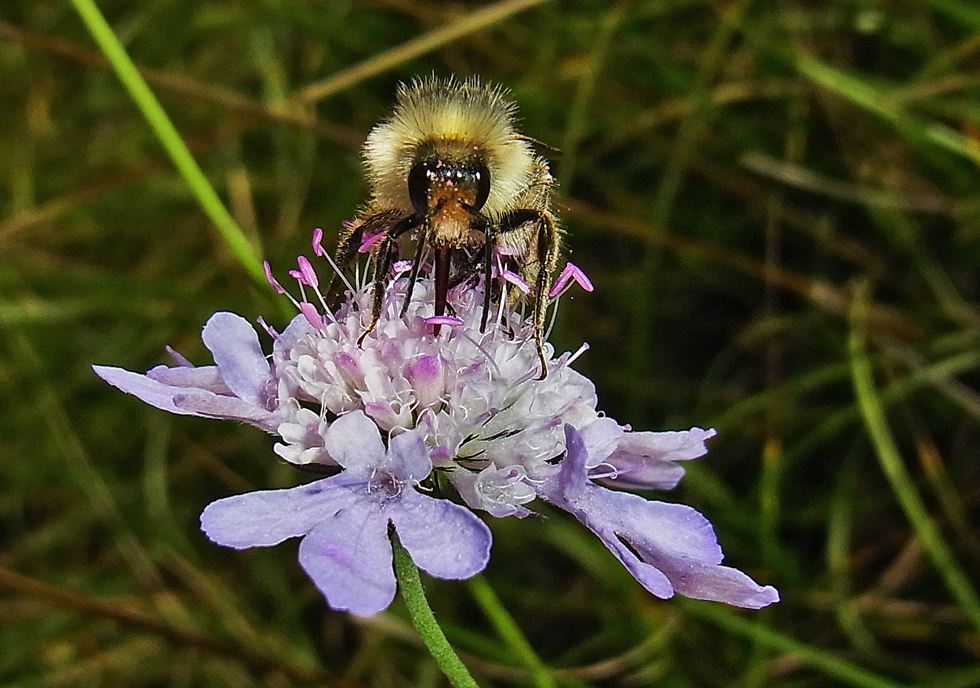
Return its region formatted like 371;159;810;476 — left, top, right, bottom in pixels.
467;575;557;688
68;0;266;286
848;281;980;635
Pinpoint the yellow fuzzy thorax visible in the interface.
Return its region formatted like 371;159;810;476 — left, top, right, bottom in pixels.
363;77;536;220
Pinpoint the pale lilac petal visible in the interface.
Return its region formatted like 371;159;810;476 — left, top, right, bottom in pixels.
274;407;334;466
200;480;352;548
451;464;535;518
321;410;387;472
617;428;717;463
388;427;434;483
545;425;778;609
601;534;675;598
166;346;194;367
596;512;779;607
298;507;395;615
391;490;491;579
201;312;272;407
171;390;281;431
548;423;590;498
602;428;716;490
405;355;446;410
363;401;403;431
147;363;226;393
643;554;780;609
580;417;624;468
588;492;724;565
94;364;280;430
553;440;723;564
93;365;201;416
598;461;686;491
273;312;315;354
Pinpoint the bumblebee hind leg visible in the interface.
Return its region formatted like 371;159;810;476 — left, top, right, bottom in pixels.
495;208;561;379
531;211;560;379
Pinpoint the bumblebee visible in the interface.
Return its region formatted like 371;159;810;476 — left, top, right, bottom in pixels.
336;76;561;377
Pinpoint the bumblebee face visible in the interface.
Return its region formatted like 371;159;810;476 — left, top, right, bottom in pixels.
407;154;491;217
405;141;492;249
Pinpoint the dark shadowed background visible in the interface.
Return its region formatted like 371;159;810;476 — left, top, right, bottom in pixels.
3;0;980;686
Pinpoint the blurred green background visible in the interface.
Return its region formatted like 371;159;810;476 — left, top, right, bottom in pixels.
3;0;980;686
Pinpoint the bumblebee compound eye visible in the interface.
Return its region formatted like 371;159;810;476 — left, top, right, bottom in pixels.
471;164;491;212
408;160;433;215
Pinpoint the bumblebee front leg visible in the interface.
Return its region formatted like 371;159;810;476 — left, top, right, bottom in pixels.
357;234;397;346
334;221;364;269
334;211;416;346
335;209;415;268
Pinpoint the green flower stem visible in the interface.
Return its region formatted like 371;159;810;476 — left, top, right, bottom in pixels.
467;575;557;688
68;0;266;287
848;281;980;635
391;532;481;688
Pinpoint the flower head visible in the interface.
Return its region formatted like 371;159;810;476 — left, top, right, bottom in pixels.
94;236;777;613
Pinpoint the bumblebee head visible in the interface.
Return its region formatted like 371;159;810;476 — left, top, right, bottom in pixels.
363;77;535;220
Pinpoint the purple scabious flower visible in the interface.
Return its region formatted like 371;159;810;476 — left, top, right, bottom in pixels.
94;240;777;613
